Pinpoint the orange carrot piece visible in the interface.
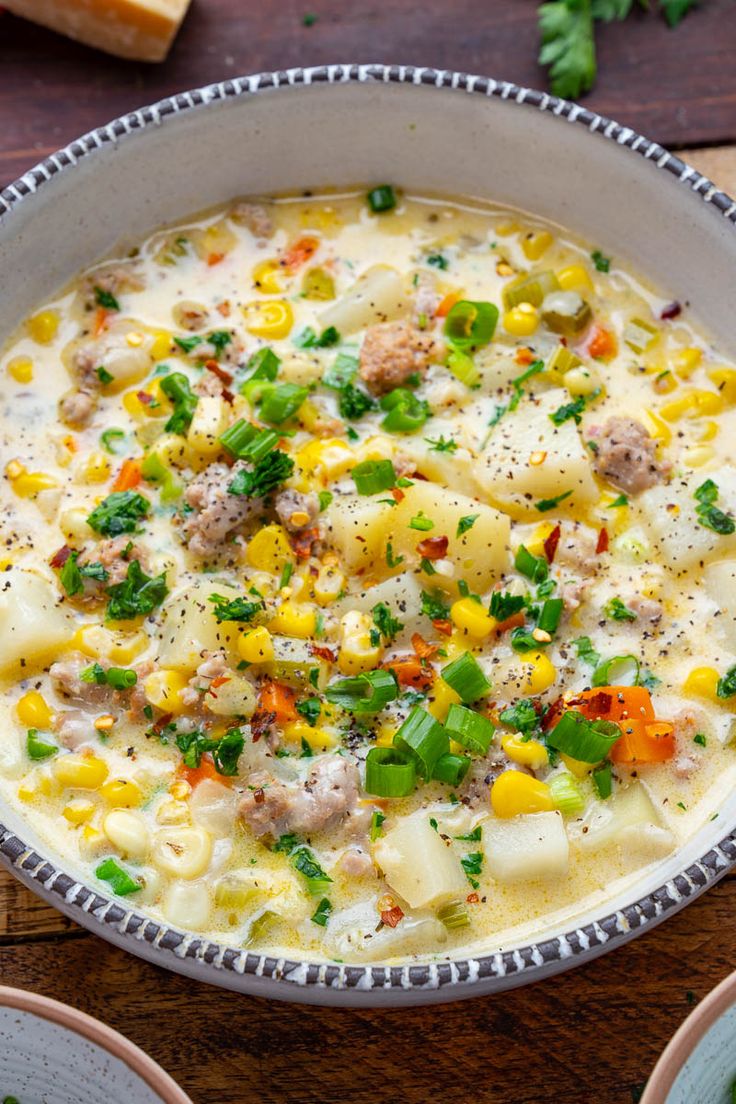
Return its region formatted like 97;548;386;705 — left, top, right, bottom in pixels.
112;458;142;493
435;291;461;318
588;325;617;360
93;307;109;337
610;720;675;765
411;632;439;660
383;657;434;691
281;236;319;272
180;757;232;789
259;679;298;724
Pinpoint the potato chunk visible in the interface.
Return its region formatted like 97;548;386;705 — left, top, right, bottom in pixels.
373;812;467;909
638;467;736;573
156;582;244;670
475;388;597;517
483;812;569;883
0;570;73;675
570;782;673;856
705;560;736;650
318;265;408;335
322;495;397;575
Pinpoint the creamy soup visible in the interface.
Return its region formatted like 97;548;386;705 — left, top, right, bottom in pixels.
0;187;735;964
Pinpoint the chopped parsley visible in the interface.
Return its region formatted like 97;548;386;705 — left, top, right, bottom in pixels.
93;285;120;311
105;560;168;621
339;382;376;421
311;897;332;926
426;253;449;270
608;493;629;508
425;435;457;452
420;589;450;622
296;697;321;726
208;593;264;623
160;372;198;435
228;450;295;498
461;851;483;889
173;335;202;354
717;665;736;699
535;489;573;512
693;732;707;747
499;699;542;738
604;596;637;622
294;325;340;349
573;635;600;667
591;250;611;273
96;365;114;385
58;551;109;597
175;727;244;775
549;396;586;426
371;601;403;644
456;825;482;842
87;491;149;537
489;591;525;622
694;478;736;535
456;514;479;537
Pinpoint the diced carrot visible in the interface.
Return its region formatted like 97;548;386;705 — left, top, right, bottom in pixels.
435;291;461;318
93;307;109;337
259;679;297;724
495;611;526;634
112;457;142;493
180;756;232;789
544;685;656;731
411;632;439;660
515;346;534;366
207;252;225;266
610;720;675;765
281;236;320;272
588;325;617;360
383;657;433;691
432;618;453;637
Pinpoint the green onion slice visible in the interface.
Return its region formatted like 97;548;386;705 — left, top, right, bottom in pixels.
324;670;398;713
367;185;397;213
259;383;308;425
537;597;564;635
352;459;396;495
95;857;141;896
592;762;613;800
444;300;498;351
364;747;416;797
592;654;640;688
444;703;494;755
441;652;491;704
26;728;58;761
432;752;471;786
546;710;621;764
437;900;471;929
515;544;549;583
392;706;449;777
446;349;480;389
548;772;586;816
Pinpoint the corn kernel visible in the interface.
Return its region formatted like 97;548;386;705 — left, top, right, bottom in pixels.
660;388;723;422
338;610;382;675
561;753;591;779
269;601;317;639
54;754;109;790
156;798;191;826
683;666;720;703
143;669;189;714
18;779;39;803
501;735;548;769
297;437;355;481
81;452;112;484
246;524;292;575
375;723;395;748
150;330;173;361
451;597;497;639
683;444;716;468
697;420;719;443
642;408;672;445
521;230;554;261
557;263;593;293
104;809;150;859
495;220;519;237
13;471;59;498
565;365;602;397
282;720;336;750
314;564;346;606
62;798;95;825
525;522;555;558
252;259;283;293
519;652;557;695
7;356;33;383
27;309;59;344
708;367;736;404
491;770;554;818
170;779;191;800
242;299;294;340
427;678;461;721
238;625;274;665
503;303;540;337
125;331;144;348
16;691;54;729
101;778;143;807
673;346;702;379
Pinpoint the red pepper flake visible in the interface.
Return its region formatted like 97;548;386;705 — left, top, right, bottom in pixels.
596;527;609;554
204;359;234;385
137;390;154;406
250;710;277;743
151;711;174;735
311;644;336;663
411;632;438;660
49;544;72;569
380;905;404;928
660;301;682;320
216;300;231;317
432;618;453;637
207;675;231;696
253;787;265;805
543;523;561;563
207;252;225;266
416;535;448;560
466;892;480;905
222;388;235;404
391;485;405;504
291;527;319;560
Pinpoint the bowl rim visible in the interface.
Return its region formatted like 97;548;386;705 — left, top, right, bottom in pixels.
641;969;736;1103
1;62;736;1004
0;984;192;1102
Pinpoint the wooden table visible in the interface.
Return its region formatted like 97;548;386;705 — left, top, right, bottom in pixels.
3;6;736;1101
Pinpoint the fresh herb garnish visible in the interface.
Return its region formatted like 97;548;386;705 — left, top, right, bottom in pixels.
105;560;168;621
311;897;332;926
549;396;586;426
372;601;403;644
591;249;611;272
425;435;458;452
694;478;736;535
604;596;637;622
456;514;478;537
94;285;120;311
461;851;483;890
87;491;149;537
228;450;295;498
420;590;450;622
208;593;263;623
489;591;525;621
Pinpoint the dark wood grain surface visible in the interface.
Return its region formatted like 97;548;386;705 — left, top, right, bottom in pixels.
2;0;736;189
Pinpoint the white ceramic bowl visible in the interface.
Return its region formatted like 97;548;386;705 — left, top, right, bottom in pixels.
0;986;191;1103
1;64;736;1007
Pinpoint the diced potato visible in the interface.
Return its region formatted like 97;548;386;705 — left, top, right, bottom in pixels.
0;570;73;675
326;900;447;962
162;880;210;929
392;481;510;594
318;265;408;334
322;494;397;574
271;635;329;689
155;582;244;671
705;560;736;649
638;468;736;573
187;395;228;457
205;674;257;718
570;783;670;854
409;436;476;489
189;779;238;836
373;813;467;909
475;387;597;517
483;812;569;882
333;572;426;645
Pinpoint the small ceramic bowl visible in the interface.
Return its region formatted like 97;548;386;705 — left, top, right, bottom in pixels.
643;971;736;1104
0;986;191;1104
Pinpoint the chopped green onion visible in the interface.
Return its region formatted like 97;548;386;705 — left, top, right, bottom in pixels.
367;186;397;213
291;846;332;895
352;459;396;495
140;452;182;502
432;752;471;785
444;703;494;755
26;728;58;760
546;710;621;764
514;544;549;583
623;316;658;354
244;346;280;383
444;300;498;351
409;513;434;532
379;388;430;433
592;762;613;799
100;427;127;455
95;857;141;896
219;419;279;461
310;897;332;927
324;670;398;713
259;383;308;425
437;900;470;930
546;344;581;377
441;652;491;703
364;747;416;797
592;654;640;688
510;627;539;654
549;772;586;816
604;597;637;622
537;598;563;635
106;667;139;690
446;349;480;388
370;810;386;841
392;707;449;777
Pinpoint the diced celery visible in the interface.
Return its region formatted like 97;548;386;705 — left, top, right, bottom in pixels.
623;317;658;353
502;270;560;310
541;291;592;336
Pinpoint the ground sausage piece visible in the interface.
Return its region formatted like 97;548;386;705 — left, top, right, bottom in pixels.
59;389;97;428
556;525;599;577
274;489;320;532
589;416;671;495
338;847;375;878
53;709;97;750
629;595;663;624
180;652;230;710
230;201;273;240
83;263;144;306
239;755;368;838
182;461;259;558
359;320;438;395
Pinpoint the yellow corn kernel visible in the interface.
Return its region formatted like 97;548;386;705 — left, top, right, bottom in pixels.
297;437;355;481
16;691;54;729
170;779;191;801
54;754;109;790
522;230;553;261
237;625;274;665
660;388;723;422
246;524;292;575
683;444;716;468
156;798;190;826
451;597;497;639
427;677;461;721
17;779;39;803
101;778;143;808
269;601;317;639
652;369;678;395
374;723;395;749
683;666;720;703
642;408;672;445
697;420;719;443
520;652;557;695
143;669;189;714
108;631;148;665
242;299;294;340
673;346;702;379
81;451;112;484
659;394;693;422
301;206;342;232
122;378;170;420
314;564;346;606
62;798;95;825
27;309;59;344
150;329;173;360
282;719;336;751
338;610;382;675
501;735;549;770
525;522;556;558
503;303;540;337
7;355;33;383
708;367;736;404
561;753;591;779
11;471;59;498
252;259;283;294
557;263;593;293
302;267;336;301
491;770;554;818
79;824;107;858
495;220;519;237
